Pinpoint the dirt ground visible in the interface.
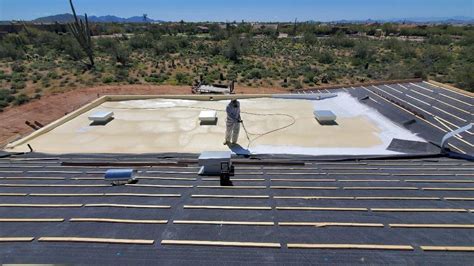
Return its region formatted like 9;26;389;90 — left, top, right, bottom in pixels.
0;85;287;147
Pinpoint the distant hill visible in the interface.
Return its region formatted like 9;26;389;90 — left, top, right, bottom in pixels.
32;13;163;23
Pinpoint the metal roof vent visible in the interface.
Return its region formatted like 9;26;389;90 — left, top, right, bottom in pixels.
198;151;233;176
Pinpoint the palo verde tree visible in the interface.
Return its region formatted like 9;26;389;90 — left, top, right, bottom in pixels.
67;0;94;69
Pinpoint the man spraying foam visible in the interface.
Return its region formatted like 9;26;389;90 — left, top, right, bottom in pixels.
224;99;242;145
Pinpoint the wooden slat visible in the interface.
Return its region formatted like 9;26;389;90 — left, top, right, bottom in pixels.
191;194;269;199
0;204;83;208
276;207;367;211
390;224;474;229
202;178;265;181
0;218;64;222
70;218;168;224
422;188;474;191
161;239;280;248
138;177;197;181
196;186;266;189
0;184;109;187
355;197;440;200
85;204;170;209
270;186;338;190
406;180;474;183
173;220;274;226
274;196;354;200
105;193;181;197
344;187;418;190
445;197;474;201
38;237;154;245
278;222;383;227
3;177;65;180
183;205;271;210
126;184;193;188
287;243;413;250
421;246;474;252
0;193;28;196
371;208;467;212
0;237;34;242
338;179;400;182
29;193;104;197
270;179;336;182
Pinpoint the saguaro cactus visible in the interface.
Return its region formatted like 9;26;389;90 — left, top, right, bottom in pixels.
67;0;94;69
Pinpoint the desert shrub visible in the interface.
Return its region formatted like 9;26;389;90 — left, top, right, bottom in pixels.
428;35;452;45
11;81;26;91
13;93;30;105
102;76;115;83
318;50;335;64
0;41;24;60
175;72;191;85
0;89;14;103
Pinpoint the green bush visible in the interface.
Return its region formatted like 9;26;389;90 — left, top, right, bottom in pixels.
318;50;335;64
13;93;30;105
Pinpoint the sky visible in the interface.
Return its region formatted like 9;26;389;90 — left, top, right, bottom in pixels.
0;0;473;22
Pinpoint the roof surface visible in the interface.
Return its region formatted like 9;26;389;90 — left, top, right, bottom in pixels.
0;153;473;264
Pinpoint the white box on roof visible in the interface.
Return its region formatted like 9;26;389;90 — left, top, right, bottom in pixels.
199;110;217;122
313;110;336;122
198;151;232;175
88;111;114;122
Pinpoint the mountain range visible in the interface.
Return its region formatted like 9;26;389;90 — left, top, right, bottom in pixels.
32;13;164;23
7;13;474;24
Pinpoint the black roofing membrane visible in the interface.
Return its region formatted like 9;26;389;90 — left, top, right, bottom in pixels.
0;153;473;264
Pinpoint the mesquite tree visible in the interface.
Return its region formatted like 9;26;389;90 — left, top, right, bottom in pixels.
67;0;94;69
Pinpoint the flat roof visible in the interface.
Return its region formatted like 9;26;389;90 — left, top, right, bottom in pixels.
6;92;428;155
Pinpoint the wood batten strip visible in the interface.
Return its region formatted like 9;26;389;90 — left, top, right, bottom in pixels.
3;177;65;180
70;218;168;224
371;208;467;212
38;237;154;245
106;193;181;197
161;239;280;248
0;237;35;242
274;196;354;200
343;187;418;190
0;193;28;196
406;180;474;183
0;218;64;222
138;177;197;181
287;243;413;250
0;204;83;208
191;194;269;199
183;205;271;210
196;186;266;189
355;197;440;200
390;224;474;229
420;246;474;252
173;220;274;226
84;204;170;209
30;193;104;197
0;184;109;187
276;207;367;211
126;184;193;188
278;222;383;227
270;186;338;190
270;179;336;182
422;188;474;191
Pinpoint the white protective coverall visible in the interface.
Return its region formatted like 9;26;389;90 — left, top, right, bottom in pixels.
225;100;241;144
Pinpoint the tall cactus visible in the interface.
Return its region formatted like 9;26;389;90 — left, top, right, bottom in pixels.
67;0;94;69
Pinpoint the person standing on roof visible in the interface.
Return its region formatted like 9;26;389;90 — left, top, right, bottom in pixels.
224;99;242;145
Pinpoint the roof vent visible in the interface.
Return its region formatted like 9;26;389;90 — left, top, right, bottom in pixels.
198;151;233;176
